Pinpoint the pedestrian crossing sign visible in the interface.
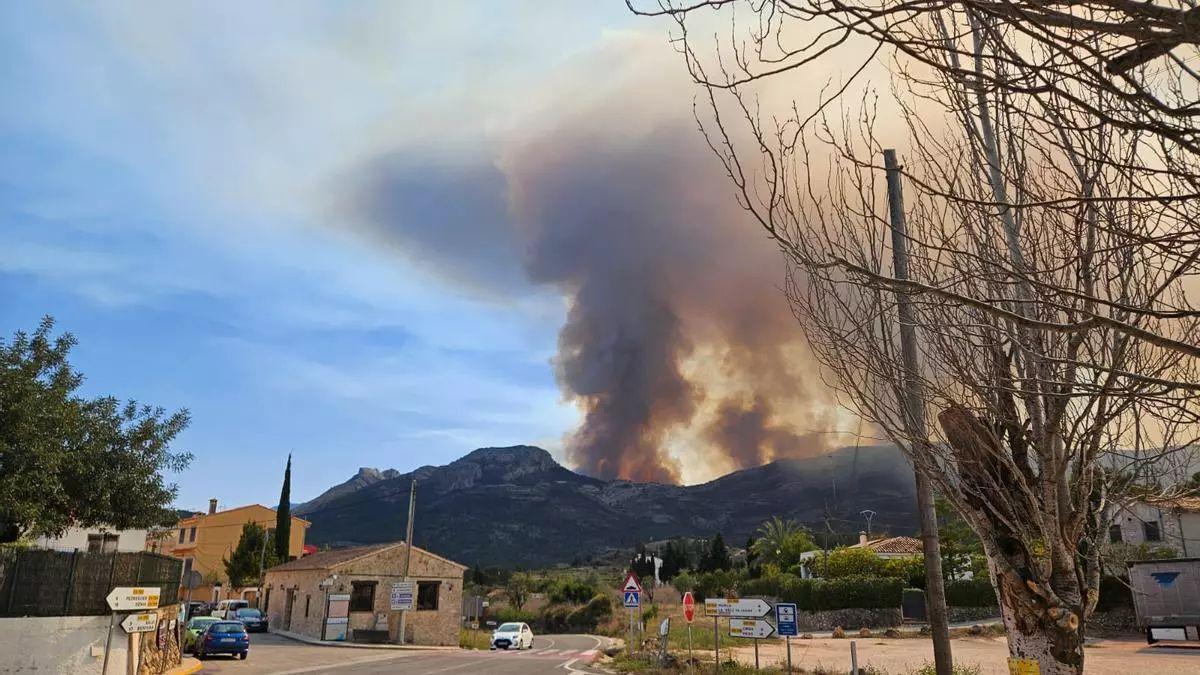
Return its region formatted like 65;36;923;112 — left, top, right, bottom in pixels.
623;590;640;608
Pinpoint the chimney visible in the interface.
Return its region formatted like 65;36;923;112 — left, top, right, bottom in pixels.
858;531;868;547
208;498;218;515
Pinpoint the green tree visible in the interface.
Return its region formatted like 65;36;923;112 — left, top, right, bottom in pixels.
752;517;818;569
223;522;278;587
0;317;192;542
813;547;884;578
505;572;531;610
935;497;983;579
275;454;292;561
699;533;732;572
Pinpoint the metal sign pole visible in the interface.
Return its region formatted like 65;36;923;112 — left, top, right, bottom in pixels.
850;640;858;675
628;607;634;656
100;555;118;675
687;624;693;675
713;616;720;672
754;637;760;670
786;635;792;674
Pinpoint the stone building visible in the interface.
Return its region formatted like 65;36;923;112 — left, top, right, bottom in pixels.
263;541;466;646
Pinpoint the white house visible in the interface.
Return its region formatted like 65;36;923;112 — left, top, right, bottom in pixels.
32;526;149;553
1108;497;1200;557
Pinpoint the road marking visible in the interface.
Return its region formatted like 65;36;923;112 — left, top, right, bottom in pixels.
271;652;421;674
420;657;495;674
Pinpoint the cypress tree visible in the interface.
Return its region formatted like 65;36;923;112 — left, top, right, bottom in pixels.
275;454;291;561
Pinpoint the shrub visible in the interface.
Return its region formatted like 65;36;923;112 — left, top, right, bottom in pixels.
881;555;927;588
944;579;996;607
549;578;599;605
1096;575;1134;611
739;574;903;610
491;605;537;624
811;548;885;578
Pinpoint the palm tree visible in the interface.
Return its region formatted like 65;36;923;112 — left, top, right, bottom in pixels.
753;517;799;566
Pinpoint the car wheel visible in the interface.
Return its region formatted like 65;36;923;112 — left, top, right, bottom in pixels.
239;652;248;660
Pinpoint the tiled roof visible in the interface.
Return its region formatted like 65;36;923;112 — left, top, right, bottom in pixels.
852;536;923;555
265;541;468;573
267;543;399;572
1151;496;1200;512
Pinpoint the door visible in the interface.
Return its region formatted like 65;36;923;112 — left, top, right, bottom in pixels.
284;589;296;630
902;588;927;622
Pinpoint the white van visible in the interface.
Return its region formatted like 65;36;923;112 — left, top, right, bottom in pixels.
211;599;250;619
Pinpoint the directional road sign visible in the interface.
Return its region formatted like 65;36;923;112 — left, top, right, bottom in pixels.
682;591;696;623
121;613;159;634
106;587;160;611
775;602;799;637
729;618;776;639
704;597;771;618
623;590;641;608
622;572;643;594
390;581;415;611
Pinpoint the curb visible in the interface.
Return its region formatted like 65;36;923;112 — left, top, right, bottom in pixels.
270;629;460;651
166;657;202;675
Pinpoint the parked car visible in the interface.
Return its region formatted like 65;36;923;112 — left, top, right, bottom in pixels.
183;601;208;621
233;607;268;632
194;621;250;660
211;599;249;619
490;622;533;650
182;617;220;654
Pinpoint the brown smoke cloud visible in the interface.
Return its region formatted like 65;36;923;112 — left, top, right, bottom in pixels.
340;36;844;483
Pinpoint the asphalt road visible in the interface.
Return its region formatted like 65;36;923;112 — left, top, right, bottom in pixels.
197;632;610;675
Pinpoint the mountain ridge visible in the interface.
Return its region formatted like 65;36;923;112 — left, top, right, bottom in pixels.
297;444;918;567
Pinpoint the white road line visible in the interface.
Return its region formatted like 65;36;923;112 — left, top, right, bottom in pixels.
420;657;495;674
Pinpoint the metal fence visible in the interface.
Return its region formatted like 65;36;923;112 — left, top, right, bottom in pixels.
0;549;182;617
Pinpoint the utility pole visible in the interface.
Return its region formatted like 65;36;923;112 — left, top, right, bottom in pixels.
257;528;268;609
884;148;953;675
397;480;417;645
860;510;877;539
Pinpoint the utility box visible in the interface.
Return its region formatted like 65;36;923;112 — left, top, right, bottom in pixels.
1128;558;1200;644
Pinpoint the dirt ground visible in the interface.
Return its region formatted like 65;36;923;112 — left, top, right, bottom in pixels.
727;635;1200;674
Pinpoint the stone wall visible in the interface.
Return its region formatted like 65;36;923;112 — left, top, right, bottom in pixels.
264;543;465;647
133;604;182;675
947;606;999;623
795;607;903;632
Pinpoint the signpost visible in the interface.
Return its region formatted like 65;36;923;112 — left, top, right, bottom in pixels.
704;597;771;618
390;581;415;611
622;572;643;656
729;618;775;639
776;602;798;673
682;591;695;674
103;587;161;674
106;587;161;611
122;612;159;634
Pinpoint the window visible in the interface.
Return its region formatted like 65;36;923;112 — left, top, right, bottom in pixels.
417;581;440;611
182;557;194;578
178;528;186;543
1143;520;1162;542
305;594;311;618
87;533;119;553
189;526;197;543
1109;524;1123;543
264;589;270;613
349;581;376;612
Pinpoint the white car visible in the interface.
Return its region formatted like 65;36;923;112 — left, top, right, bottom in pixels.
211;599;249;620
491;622;533;650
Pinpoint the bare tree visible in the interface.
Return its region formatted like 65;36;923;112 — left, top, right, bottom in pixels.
630;1;1200;673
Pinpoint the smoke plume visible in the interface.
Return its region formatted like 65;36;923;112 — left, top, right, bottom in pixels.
341;40;842;483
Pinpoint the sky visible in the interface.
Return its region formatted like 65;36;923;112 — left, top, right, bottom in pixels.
1;2;857;510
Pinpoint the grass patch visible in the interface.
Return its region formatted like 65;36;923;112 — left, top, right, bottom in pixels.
458;627;491;650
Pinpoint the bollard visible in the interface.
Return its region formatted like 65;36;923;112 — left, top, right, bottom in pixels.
850;639;858;675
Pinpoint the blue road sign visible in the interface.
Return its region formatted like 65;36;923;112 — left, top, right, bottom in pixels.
775;602;798;637
623;591;640;608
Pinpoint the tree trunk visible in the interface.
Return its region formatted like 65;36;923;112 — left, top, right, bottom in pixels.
993;563;1085;675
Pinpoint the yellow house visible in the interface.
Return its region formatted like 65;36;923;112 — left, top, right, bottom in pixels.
160;499;310;603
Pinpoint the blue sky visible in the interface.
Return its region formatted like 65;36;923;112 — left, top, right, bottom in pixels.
1;2;680;509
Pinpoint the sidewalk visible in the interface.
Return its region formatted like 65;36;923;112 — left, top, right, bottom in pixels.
270;628;460;651
166;657;202;674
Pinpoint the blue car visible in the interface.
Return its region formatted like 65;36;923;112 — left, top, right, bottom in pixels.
194;621;249;660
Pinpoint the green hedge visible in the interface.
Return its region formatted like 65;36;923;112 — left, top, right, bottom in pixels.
738;574;903;610
944;579;996;607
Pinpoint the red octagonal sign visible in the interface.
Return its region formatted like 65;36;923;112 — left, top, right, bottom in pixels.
683;591;695;623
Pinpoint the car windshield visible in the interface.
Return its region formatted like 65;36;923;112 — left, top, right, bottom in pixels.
235;609;261;618
188;618;217;629
498;623;522;632
209;622;246;634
